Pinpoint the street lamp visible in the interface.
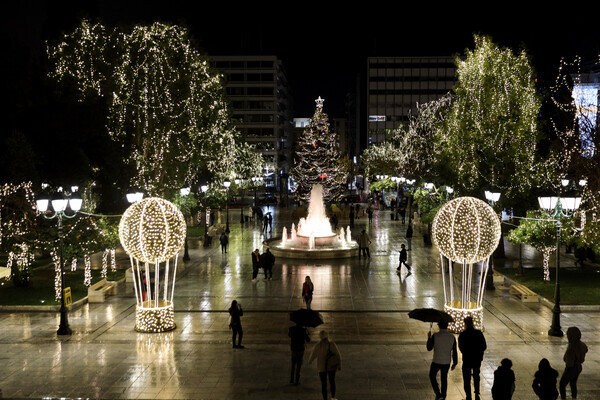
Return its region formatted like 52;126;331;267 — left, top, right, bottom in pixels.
223;179;231;234
235;178;245;224
200;184;209;247
180;187;191;262
36;187;82;336
483;189;502;290
538;187;582;337
126;188;144;204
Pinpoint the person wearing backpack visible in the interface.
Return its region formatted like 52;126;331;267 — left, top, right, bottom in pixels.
309;330;341;400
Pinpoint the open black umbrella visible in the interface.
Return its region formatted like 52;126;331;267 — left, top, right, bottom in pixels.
290;308;323;327
408;308;454;332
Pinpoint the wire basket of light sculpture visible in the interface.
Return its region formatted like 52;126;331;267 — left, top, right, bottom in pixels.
432;196;501;333
119;197;186;332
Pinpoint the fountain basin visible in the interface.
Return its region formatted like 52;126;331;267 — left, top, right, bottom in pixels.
266;238;359;259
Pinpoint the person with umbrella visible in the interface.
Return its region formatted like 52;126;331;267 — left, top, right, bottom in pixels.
427;320;458;400
309;330;341;400
288;322;311;385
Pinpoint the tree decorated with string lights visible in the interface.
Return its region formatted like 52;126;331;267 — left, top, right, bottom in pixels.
47;20;239;197
440;35;547;207
291;97;349;203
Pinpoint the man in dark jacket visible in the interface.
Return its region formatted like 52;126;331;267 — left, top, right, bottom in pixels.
251;249;261;282
458;316;487;400
288;322;311;385
261;248;275;280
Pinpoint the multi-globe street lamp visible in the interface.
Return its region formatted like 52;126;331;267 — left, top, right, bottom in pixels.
538;181;583;337
35;187;83;336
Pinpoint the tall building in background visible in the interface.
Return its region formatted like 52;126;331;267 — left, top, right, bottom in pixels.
211;55;293;193
366;56;456;146
572;60;599;157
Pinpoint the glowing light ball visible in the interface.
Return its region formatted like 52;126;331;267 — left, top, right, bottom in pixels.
432;196;501;264
118;197;185;333
119;197;186;263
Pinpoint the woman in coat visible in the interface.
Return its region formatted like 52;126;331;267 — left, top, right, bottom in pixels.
302;276;314;309
228;300;244;348
309;330;341;400
532;358;558;400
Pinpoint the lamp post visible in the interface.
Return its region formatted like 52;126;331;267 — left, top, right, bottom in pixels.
223;179;231;234
180;187;191;262
483;188;502;290
200;184;209;247
235;178;245;224
538;187;582;337
36;187;82;336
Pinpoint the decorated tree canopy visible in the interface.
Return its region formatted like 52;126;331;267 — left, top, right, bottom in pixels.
47;20;240;197
291;97;349;203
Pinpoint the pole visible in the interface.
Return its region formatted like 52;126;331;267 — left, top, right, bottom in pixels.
548;219;563;337
225;188;230;234
56;215;72;336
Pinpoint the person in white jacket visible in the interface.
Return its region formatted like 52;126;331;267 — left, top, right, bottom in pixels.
310;330;341;400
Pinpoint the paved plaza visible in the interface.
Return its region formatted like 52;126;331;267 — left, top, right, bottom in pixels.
0;205;598;400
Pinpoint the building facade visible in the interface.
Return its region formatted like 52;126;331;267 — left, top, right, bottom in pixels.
210;55;293;192
366;56;456;146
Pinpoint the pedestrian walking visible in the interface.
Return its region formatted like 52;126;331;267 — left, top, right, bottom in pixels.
261;248;275;280
367;207;373;224
288;322;311;385
349;207;355;229
263;214;269;233
330;213;338;231
458;316;487;400
219;232;229;254
267;212;273;232
492;358;516;400
406;222;413;250
400;207;406;223
397;244;411;273
251;249;261;281
302;276;314;309
358;229;371;258
355;203;360;219
427;320;458;400
228;300;244;349
559;326;588;399
532;358;559;400
309;330;341;400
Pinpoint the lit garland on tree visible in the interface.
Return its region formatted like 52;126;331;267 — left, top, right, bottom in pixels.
47;20;240;196
291;97;349;203
440;35;546;200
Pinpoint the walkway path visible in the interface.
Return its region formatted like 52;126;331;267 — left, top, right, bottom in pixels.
0;205;598;399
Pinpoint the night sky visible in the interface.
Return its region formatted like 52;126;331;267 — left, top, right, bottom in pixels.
3;1;600;118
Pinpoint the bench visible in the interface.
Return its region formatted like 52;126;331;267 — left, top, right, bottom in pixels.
509;283;538;302
88;278;116;303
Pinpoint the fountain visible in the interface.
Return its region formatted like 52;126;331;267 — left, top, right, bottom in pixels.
267;184;358;259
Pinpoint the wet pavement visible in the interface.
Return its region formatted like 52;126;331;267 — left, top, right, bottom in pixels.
0;204;598;399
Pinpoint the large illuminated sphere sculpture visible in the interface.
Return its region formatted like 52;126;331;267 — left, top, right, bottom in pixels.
432;196;501;332
119;197;186;332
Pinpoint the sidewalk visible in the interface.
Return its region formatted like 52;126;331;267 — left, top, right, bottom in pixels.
0;206;598;399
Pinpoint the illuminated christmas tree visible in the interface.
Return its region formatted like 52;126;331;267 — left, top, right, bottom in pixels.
291;97;348;203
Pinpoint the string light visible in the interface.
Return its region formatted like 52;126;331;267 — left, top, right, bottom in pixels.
47;20;242;195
